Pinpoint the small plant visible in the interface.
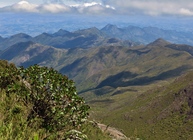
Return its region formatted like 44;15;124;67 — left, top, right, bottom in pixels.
64;129;88;140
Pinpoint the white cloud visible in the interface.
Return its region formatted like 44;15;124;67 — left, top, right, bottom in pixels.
83;2;100;7
0;1;39;13
179;8;193;16
0;0;193;16
0;0;115;14
107;0;193;16
39;4;72;13
80;4;108;14
71;2;115;14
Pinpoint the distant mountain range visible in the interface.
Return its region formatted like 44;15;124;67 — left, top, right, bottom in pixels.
1;24;193;50
1;24;193;95
0;26;134;50
101;24;193;45
1;37;193;94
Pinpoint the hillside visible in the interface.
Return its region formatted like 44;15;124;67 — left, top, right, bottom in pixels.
1;39;193;95
60;39;193;92
0;33;32;50
0;41;68;68
88;70;193;139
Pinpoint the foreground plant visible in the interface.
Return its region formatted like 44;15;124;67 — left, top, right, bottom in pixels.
0;63;90;139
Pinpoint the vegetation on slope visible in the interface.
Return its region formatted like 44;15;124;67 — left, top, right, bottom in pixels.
89;70;193;139
77;39;193;95
1;39;193;95
0;60;110;140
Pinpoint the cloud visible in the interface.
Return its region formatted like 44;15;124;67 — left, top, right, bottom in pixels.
39;4;72;13
179;8;193;16
0;0;115;14
43;0;64;4
106;0;193;16
0;0;193;16
0;1;39;13
72;2;115;14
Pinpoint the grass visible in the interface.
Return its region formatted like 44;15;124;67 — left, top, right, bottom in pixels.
84;71;193;139
0;88;112;140
0;90;43;140
75;44;193;93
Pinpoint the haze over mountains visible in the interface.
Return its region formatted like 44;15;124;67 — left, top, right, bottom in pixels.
1;24;193;51
102;24;193;45
0;25;135;50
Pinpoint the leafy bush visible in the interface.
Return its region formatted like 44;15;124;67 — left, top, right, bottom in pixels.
0;63;90;139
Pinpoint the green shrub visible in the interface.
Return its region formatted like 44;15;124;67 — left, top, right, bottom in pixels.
0;63;90;139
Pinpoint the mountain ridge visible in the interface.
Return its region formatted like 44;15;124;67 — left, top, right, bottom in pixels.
101;24;193;45
52;29;70;37
1;38;193;94
147;38;171;46
1;24;193;50
0;41;67;67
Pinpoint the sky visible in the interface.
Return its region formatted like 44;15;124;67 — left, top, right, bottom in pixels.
0;0;193;37
0;0;193;16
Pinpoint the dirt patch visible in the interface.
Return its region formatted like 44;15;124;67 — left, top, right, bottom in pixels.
97;123;129;140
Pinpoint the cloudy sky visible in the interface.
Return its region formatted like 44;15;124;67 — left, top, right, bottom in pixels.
0;0;193;16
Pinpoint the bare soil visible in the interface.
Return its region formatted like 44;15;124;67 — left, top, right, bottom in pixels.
97;123;129;140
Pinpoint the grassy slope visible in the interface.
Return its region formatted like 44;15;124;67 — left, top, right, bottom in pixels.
80;42;193;99
67;43;193;92
89;71;193;139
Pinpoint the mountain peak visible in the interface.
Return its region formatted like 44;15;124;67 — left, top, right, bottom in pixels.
148;38;171;47
74;27;104;36
53;29;70;36
84;27;100;32
101;24;119;31
10;33;32;39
